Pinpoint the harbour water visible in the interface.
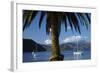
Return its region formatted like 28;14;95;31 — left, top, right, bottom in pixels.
23;49;91;62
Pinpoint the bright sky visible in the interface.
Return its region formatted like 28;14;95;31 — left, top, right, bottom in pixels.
23;11;91;44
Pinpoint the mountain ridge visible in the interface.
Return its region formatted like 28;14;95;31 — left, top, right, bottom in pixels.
23;39;91;52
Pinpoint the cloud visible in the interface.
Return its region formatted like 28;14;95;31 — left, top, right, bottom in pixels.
63;35;87;43
44;39;51;44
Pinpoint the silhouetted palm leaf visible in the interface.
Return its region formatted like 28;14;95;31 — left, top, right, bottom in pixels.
39;11;46;29
78;13;90;29
23;10;90;34
86;13;91;23
23;10;38;30
46;12;51;34
66;13;74;32
61;13;67;31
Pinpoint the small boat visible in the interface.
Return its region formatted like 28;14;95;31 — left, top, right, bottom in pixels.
32;44;37;60
32;51;36;59
73;51;82;55
73;35;83;60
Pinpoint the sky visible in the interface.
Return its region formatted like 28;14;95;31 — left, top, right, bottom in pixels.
23;11;91;44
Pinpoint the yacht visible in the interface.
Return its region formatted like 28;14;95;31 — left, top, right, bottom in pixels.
32;44;37;60
73;36;83;60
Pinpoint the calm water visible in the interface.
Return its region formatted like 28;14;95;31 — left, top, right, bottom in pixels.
23;50;91;62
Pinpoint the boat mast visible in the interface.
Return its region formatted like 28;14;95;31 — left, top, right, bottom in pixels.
36;43;37;52
76;35;78;52
75;35;78;52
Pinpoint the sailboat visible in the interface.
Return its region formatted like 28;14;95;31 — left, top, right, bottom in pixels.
32;44;37;60
73;35;83;60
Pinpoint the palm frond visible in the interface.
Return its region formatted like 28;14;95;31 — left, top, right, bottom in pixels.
61;13;67;31
78;13;90;29
71;13;81;34
86;13;91;24
46;12;51;35
23;10;90;36
67;13;74;32
23;10;38;31
39;11;46;28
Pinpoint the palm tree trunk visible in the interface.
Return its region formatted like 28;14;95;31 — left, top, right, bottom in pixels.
49;14;64;61
51;26;60;57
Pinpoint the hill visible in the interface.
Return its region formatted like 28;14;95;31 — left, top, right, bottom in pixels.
23;39;46;52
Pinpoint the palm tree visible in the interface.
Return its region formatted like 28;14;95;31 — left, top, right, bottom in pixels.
23;10;90;61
